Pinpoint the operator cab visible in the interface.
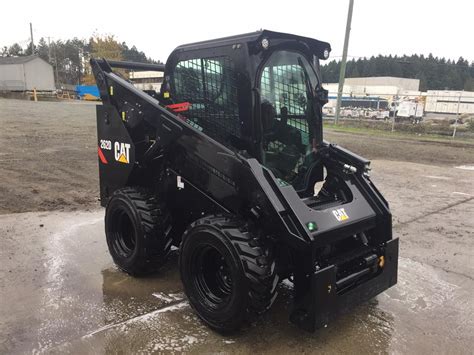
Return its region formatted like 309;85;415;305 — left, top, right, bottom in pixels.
258;50;321;190
161;30;330;192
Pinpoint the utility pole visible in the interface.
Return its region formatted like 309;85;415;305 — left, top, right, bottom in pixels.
53;42;59;88
452;93;462;138
334;0;354;124
47;36;52;61
46;36;59;88
391;99;397;132
29;22;34;54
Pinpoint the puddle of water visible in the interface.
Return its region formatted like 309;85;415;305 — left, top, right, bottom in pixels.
82;301;189;339
424;175;451;180
3;210;473;355
386;258;459;312
455;165;474;171
375;257;473;353
452;191;472;196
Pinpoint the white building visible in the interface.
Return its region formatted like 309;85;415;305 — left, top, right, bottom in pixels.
425;90;474;114
129;71;163;92
0;56;55;91
322;76;425;118
323;76;474;116
344;77;420;91
323;76;421;99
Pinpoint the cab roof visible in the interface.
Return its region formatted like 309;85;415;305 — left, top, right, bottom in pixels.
172;29;332;60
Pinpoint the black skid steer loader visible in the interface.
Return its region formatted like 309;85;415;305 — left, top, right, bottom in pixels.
91;30;398;333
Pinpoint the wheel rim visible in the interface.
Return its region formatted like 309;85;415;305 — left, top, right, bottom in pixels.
110;208;136;258
192;244;233;309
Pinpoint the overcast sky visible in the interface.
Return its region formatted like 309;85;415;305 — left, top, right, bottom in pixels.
1;0;473;63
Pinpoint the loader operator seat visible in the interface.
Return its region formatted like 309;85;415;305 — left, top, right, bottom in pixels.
261;101;302;183
261;99;277;137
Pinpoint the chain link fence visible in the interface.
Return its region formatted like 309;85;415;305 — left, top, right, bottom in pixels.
324;91;474;139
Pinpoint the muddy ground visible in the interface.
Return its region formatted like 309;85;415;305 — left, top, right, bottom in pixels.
0;99;473;215
0;98;473;354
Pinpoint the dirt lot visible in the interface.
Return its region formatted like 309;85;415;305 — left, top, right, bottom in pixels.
1;98;473;353
1;98;473;214
0;99;98;214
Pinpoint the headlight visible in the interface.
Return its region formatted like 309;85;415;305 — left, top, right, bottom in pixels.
323;48;330;59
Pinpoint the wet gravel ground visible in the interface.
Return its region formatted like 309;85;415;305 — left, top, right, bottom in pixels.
1;99;473;353
1;162;473;354
1;98;473;215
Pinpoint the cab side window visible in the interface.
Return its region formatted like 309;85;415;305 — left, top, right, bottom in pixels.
173;56;241;147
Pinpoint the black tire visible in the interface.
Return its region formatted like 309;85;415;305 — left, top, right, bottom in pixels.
179;215;278;332
105;187;172;276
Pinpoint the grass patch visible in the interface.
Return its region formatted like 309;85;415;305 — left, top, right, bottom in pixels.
323;122;474;146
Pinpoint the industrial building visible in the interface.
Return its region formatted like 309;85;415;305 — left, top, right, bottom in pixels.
322;76;422;118
344;76;420;91
0;56;55;91
323;76;421;98
425;90;474;114
129;70;163;92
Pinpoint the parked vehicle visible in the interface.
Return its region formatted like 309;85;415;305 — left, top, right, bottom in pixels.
91;30;398;333
394;100;424;123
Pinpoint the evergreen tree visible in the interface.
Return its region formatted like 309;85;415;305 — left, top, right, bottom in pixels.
8;43;23;56
37;38;49;62
121;43;149;63
2;35;471;91
321;54;473;90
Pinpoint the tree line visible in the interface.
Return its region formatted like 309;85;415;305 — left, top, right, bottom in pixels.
2;37;473;91
1;36;160;86
321;54;474;91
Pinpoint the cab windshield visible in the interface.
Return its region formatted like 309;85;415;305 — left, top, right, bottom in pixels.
259;50;319;186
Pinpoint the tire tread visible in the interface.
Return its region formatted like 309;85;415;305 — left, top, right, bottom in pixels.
182;214;278;318
107;187;172;275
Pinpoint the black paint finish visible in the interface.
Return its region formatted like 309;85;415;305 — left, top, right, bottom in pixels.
91;29;397;332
